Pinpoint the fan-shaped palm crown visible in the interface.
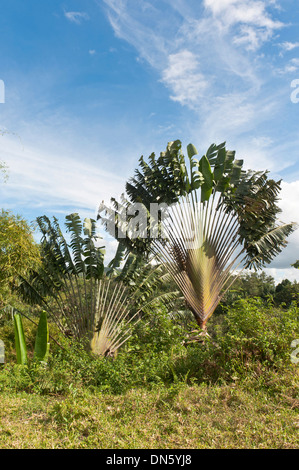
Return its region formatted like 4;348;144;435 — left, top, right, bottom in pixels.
98;141;296;330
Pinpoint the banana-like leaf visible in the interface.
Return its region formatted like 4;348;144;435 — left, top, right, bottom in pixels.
34;310;50;362
17;214;106;343
14;313;28;365
199;155;213;202
106;242;127;277
148;192;245;328
213;147;226;182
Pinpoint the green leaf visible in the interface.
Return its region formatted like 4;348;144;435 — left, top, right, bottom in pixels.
187;143;198;159
107;242;127;277
206;142;226;166
83;217;94;238
34;310;50;362
14;313;28;365
230;159;244;185
199;155;213;201
213;147;226;181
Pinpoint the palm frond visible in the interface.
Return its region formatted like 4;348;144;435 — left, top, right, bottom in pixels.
101;141;297;330
91;279;141;356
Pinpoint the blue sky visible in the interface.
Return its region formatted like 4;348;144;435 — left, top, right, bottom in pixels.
0;0;299;282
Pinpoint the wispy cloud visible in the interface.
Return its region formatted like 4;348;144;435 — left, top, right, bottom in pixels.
279;41;299;53
0;134;125;220
204;0;283;50
277;57;299;74
102;0;286;153
64;11;90;24
161;50;208;107
101;0;299;275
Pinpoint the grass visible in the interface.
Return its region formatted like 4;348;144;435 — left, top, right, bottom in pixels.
0;377;298;449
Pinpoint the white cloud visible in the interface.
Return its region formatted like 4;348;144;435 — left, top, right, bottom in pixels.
0;135;125;219
204;0;283;30
102;0;283;113
102;0;169;68
279;41;299;52
101;0;293;173
278;181;299;226
264;267;299;284
204;0;283;51
64;11;90;24
277;57;299;74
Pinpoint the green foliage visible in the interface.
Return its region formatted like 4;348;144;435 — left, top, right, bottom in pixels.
0;210;40;308
1;299;297;398
99;140;296;329
13;311;50;365
216;298;298;368
218;271;276;310
13;314;28;365
172;298;299;385
33;310;50;362
274;279;299;308
17;214;105;345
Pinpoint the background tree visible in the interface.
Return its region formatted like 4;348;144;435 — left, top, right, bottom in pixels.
99;140;296;332
220;271;276;305
274;279;299;308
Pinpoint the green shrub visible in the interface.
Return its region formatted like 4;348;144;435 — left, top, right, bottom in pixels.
217;298;299;367
0;298;297;396
172;298;299;384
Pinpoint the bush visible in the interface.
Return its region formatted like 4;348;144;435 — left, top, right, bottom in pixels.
0;299;297;396
217;297;299;366
172;298;299;384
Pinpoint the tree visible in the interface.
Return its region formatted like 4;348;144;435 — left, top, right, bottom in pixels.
99;140;296;331
17;214;179;356
218;271;276;310
274;279;299;308
0;210;40;308
17;214;106;349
